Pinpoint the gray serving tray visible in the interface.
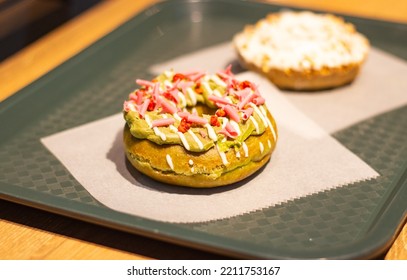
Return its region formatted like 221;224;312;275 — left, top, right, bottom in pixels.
1;0;406;259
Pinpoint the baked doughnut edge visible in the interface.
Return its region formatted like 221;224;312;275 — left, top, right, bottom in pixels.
123;113;277;188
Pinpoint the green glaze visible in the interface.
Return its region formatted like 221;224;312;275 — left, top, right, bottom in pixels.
124;70;270;152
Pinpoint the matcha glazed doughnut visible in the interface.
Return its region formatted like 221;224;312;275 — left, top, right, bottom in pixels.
123;67;278;188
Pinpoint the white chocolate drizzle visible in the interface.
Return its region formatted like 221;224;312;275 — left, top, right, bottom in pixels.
186;87;198;106
164;80;173;88
250;103;269;128
235;149;241;158
188;130;204;150
153;127;166;141
177;91;187;107
205;124;218;141
164;70;172;78
259;106;267;118
242;142;249;157
221;117;228;129
210;74;227;87
260;105;277;141
166;154;174;170
259;142;264;154
213;89;222;97
230;120;241;136
127;102;136;112
202;81;213;95
188;160;195;172
216;144;229;165
268;139;272;148
173;113;182;121
268;121;277;141
267;121;277;141
169;125;178;133
177;132;190;151
144;115;153;128
151;115;167;141
225;96;233;103
249;116;260;133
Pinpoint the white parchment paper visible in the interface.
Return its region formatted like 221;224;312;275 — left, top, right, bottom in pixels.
41;73;378;223
151;43;407;133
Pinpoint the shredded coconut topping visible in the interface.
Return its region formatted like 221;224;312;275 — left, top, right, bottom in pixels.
234;11;369;71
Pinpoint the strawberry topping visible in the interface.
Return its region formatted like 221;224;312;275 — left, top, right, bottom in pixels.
210;115;220;127
172;73;187;82
178;117;191;133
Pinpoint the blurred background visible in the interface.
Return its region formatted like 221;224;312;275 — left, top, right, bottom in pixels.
0;0;102;62
1;0;406;63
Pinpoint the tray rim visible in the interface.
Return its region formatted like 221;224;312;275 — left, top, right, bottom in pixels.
1;163;406;260
1;0;407;259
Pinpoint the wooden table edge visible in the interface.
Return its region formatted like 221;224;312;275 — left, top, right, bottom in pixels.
0;0;160;102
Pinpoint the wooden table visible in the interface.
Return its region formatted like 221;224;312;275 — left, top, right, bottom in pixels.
0;0;406;260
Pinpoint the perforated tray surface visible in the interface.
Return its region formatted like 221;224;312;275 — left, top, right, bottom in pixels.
1;0;406;259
